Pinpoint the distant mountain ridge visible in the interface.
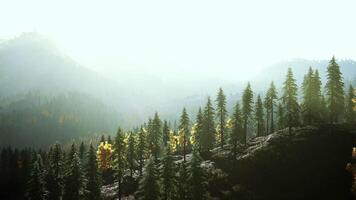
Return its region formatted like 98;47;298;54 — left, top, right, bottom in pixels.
0;32;355;129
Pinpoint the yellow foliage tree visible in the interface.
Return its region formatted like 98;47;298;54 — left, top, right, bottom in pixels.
96;141;113;171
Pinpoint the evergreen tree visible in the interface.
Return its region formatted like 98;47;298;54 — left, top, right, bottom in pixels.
230;102;243;158
127;132;137;177
215;88;227;149
264;81;278;134
177;162;189;200
160;145;177;200
188;150;207;200
312;69;323;122
201;97;215;152
137;127;147;176
162;120;170;146
282;68;300;136
147;112;162;158
345;84;356;123
179;108;190;161
107;135;112;144
85;144;102;200
100;135;105;144
112;127;126;200
79;142;86;162
63;153;85;200
66;143;77;168
46;143;63;200
194;108;204;152
277;103;285;129
26;155;47;200
255;94;264;137
325;56;345;123
135;156;160;200
242;83;253;145
301;67;315;125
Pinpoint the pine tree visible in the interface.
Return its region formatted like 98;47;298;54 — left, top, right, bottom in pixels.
127;132;137;177
302;67;314;125
137;127;147;176
135;156;160;200
345;84;356;124
66;143;77;168
312;69;323;123
63;153;85;200
188;150;207;200
230;102;243;158
100;135;105;144
26;155;47;200
147;112;162;158
255;94;264;137
325;56;345;123
46;143;63;200
160;145;177;200
201;97;215;152
85;144;102;200
277;103;285;129
112;127;126;200
177;162;189;200
264;81;278;134
79;142;86;162
215;88;227;149
242;83;253;145
179;108;190;162
195;108;204;152
282;68;300;136
162;120;170;146
107;136;112;145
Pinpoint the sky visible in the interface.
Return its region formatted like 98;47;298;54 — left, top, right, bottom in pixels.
1;0;356;81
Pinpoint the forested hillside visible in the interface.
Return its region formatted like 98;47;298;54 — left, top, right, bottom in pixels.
1;57;355;200
0;92;118;147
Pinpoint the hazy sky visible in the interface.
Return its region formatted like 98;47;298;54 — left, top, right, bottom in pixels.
1;0;355;81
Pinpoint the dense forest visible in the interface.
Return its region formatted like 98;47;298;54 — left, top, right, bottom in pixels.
0;92;118;147
0;57;355;200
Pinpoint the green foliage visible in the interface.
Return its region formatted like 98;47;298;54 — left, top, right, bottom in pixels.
84;144;102;200
135;156;161;200
255;94;264;137
215;88;227;148
46;143;63;200
177;162;189;200
147;113;162;158
201;97;215;152
277;103;285;129
301;67;323;125
264;81;278;133
326;56;345;123
230;102;243;158
137;127;147;176
188;150;207;200
242;83;253;144
345;84;356;123
127;132;137;177
63;153;85;200
112;127;126;200
179;108;190;161
162;120;170;146
282;68;300;135
0;92;118;148
160;145;177;200
27;155;47;200
194;108;204;152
